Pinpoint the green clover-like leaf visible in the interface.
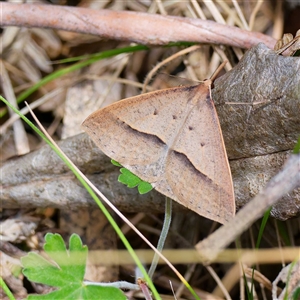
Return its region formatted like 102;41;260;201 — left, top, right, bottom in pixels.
118;168;142;188
111;159;122;167
112;161;153;195
138;181;153;194
21;233;126;300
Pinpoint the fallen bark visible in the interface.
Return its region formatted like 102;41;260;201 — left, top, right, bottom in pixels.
1;44;299;220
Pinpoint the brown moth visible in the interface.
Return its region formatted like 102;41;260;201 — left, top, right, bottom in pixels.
82;64;235;224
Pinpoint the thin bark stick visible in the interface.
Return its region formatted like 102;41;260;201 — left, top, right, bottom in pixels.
196;154;300;262
0;3;276;49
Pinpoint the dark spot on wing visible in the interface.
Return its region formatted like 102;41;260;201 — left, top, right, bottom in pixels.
188;126;194;131
172;115;177;120
201;142;205;147
153;108;158;115
206;94;213;105
117;118;129;128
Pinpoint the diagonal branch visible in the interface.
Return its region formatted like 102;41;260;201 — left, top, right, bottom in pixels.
0;2;276;49
196;153;300;262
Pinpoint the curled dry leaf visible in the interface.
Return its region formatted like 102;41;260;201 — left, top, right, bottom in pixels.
272;261;300;300
1;27;61;83
274;29;300;56
0;217;38;243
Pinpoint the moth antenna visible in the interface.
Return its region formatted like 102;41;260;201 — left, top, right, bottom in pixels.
210;60;228;82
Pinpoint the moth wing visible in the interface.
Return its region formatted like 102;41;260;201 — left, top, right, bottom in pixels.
163;85;235;223
82;85;196;184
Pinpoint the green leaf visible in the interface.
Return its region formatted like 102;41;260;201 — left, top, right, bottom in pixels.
293;137;300;154
111;159;122;167
26;284;126;300
21;233;126;300
118;168;142;188
293;287;300;300
26;285;126;300
138;181;153;194
115;164;153;195
293;49;300;57
118;168;153;194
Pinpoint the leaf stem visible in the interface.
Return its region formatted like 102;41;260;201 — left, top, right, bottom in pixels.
148;197;172;279
84;281;140;290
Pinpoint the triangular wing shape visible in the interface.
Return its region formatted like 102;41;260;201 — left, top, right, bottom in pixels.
82;83;235;223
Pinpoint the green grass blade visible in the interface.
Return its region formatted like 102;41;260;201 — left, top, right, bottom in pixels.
293;137;300;154
0;45;148;119
16;45;149;104
256;208;271;249
0;277;16;300
0;95;160;300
